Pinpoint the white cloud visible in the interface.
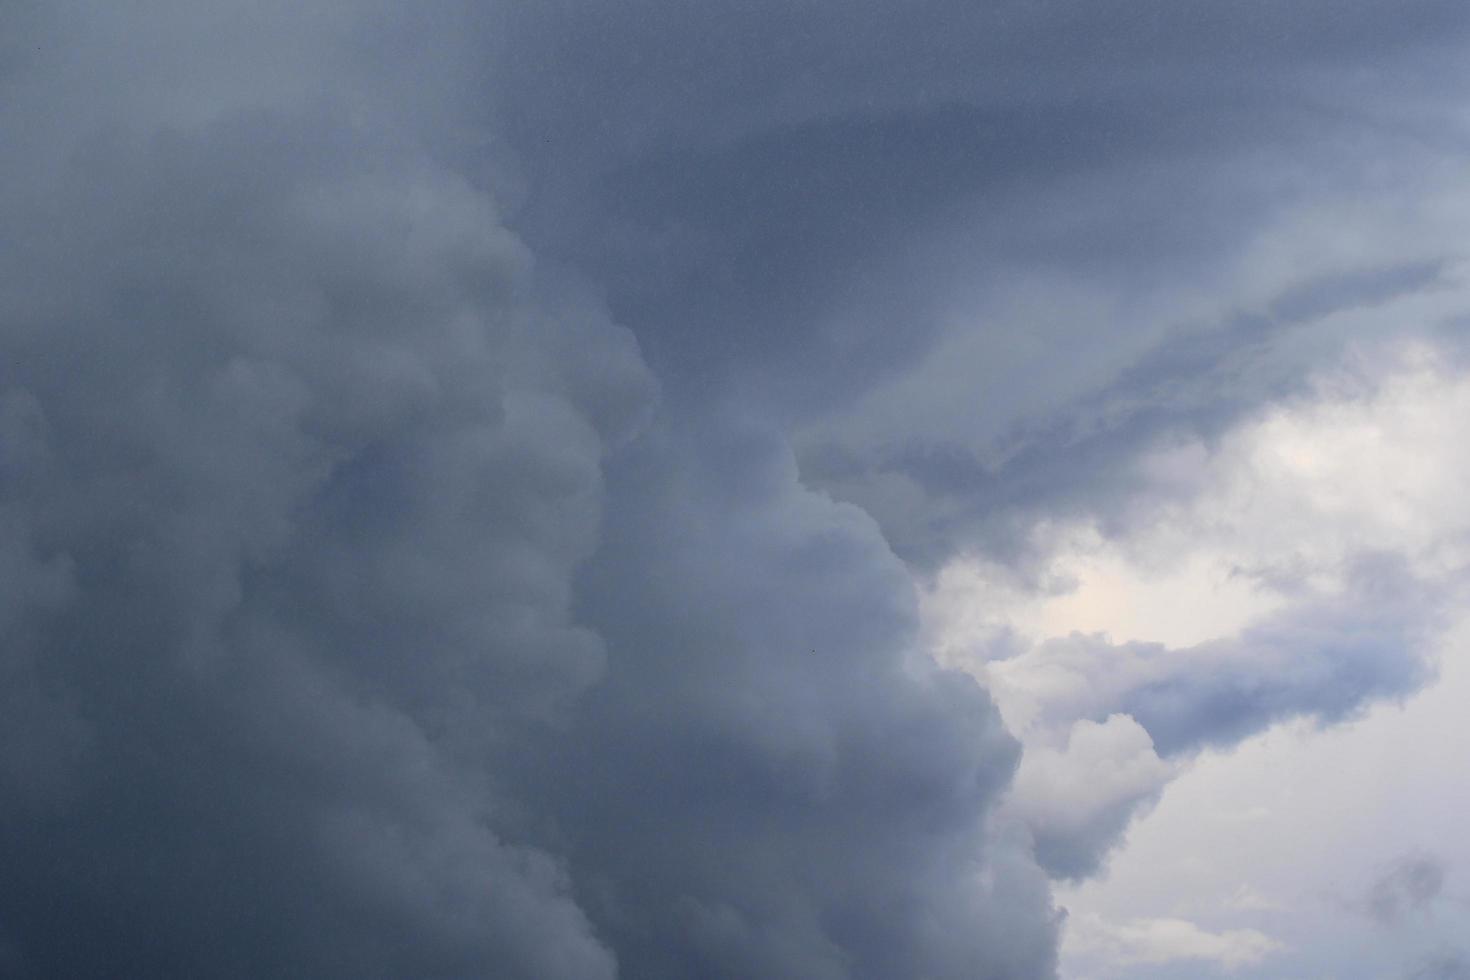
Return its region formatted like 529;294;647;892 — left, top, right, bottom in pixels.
921;529;1279;659
1057;616;1470;978
1007;714;1176;879
923;340;1470;918
1064;912;1284;972
927;340;1470;673
1133;340;1470;592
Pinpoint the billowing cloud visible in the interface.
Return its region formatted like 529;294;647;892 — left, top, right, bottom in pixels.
5;0;1470;977
1;5;648;975
1007;715;1175;880
986;560;1438;878
530;423;1058;978
1011;564;1437;757
482;0;1470;572
0;1;1061;977
923;348;1470;881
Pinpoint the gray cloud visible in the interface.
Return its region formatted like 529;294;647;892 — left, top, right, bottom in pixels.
1010;715;1172;881
5;0;1470;976
0;1;1064;977
491;0;1470;167
0;4;633;976
0;94;634;980
535;423;1060;978
1371;856;1450;925
797;261;1459;570
486;0;1470;573
1020;558;1440;759
995;559;1444;879
1410;952;1470;980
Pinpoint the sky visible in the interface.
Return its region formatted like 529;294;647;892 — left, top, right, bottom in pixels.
2;1;1469;977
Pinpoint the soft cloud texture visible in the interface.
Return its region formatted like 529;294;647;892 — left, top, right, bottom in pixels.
1007;714;1175;880
924;348;1470;884
4;0;1470;977
1055;623;1470;979
1410;952;1470;980
0;1;1059;977
1369;856;1449;926
534;424;1058;978
1;6;646;973
987;561;1440;879
1065;914;1282;973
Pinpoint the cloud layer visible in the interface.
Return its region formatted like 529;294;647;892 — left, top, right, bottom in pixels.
4;1;1470;978
0;1;1058;976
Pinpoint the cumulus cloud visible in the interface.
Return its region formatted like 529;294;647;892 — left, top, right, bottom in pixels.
923;348;1470;880
982;562;1438;877
534;424;1059;978
0;1;1062;977
1020;564;1437;756
0;5;652;975
5;0;1470;976
1007;715;1175;880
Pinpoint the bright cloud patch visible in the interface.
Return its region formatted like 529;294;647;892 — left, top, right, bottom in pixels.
925;343;1470;914
1134;342;1470;590
1065;914;1283;972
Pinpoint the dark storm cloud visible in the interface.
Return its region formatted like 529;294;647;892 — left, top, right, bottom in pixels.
491;0;1470;163
480;0;1470;964
0;3;637;976
799;259;1456;569
492;0;1469;368
526;97;1251;397
5;0;1469;976
0;56;638;980
523;422;1058;978
487;0;1470;573
0;1;1062;977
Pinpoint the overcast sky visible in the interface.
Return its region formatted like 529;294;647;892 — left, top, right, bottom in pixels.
3;1;1470;977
